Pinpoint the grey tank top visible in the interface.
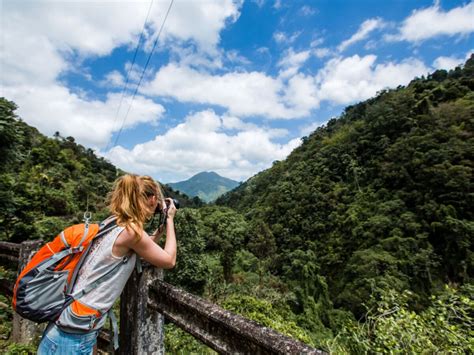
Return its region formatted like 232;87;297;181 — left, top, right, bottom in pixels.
73;226;136;311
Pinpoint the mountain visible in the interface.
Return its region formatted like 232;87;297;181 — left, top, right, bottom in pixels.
168;171;240;202
216;55;474;317
0;98;201;242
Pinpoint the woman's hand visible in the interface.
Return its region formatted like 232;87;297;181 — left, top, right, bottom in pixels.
165;198;177;219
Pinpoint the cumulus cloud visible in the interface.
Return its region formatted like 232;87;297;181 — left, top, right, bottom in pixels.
1;0;241;148
102;70;126;88
158;0;242;54
284;74;319;113
432;51;473;70
388;2;474;43
1;0;243;81
141;52;434;119
315;55;429;105
140;62;313;118
278;48;311;79
338;18;386;52
106;110;301;182
433;56;464;70
2;84;164;148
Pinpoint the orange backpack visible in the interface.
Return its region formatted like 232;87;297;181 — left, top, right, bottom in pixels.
12;218;117;323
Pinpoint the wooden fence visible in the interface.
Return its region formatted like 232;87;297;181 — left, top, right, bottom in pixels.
0;240;325;354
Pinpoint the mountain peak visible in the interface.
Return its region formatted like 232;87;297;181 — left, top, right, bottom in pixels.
168;171;239;203
193;171;220;178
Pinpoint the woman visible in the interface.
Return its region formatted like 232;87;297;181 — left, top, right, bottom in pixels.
38;174;177;354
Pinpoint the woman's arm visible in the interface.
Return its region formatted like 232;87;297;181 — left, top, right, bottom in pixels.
128;199;177;268
149;224;165;243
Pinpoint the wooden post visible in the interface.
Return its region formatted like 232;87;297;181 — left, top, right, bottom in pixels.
11;240;43;344
119;263;164;354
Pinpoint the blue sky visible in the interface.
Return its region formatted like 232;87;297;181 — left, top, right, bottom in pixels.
1;0;473;182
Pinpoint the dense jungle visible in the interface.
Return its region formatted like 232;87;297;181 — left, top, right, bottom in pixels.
0;56;473;353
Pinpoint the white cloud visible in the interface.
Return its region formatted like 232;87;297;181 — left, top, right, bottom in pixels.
338;18;385;52
273;31;302;44
226;50;252;66
168;44;224;70
1;0;243;82
158;0;242;54
316;55;429;105
141;52;435;120
389;2;474;43
106;110;301;182
278;48;311;79
102;70;126;88
141;62;314;119
310;38;325;48
313;47;332;59
433;56;464;70
310;38;333;58
278;49;311;68
284;74;319;113
1;0;241;148
300;6;317;16
1;84;165;149
1;23;69;86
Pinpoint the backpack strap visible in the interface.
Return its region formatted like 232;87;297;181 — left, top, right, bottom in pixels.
136;258;143;273
37;247;83;273
77;223;90;248
70;255;129;300
66;218;118;293
66;255;128;350
108;308;120;350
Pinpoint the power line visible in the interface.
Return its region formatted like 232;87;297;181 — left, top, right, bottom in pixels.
112;0;174;149
105;0;154;152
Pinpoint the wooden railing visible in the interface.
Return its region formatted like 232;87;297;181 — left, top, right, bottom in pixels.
0;240;325;354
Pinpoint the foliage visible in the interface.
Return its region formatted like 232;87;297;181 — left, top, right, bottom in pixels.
3;342;37;355
199;206;248;283
0;97;200;242
164;323;217;354
221;294;315;346
217;55;474;320
164;209;208;293
1;56;473;352
330;284;474;354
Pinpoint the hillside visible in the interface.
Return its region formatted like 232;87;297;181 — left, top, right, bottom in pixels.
168;171;240;202
217;55;473;318
0;99;200;242
0;55;473;352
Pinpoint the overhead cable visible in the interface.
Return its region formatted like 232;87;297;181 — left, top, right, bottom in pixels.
112;0;174;149
105;0;155;152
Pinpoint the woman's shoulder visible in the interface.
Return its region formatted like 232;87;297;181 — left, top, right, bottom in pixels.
117;224;144;246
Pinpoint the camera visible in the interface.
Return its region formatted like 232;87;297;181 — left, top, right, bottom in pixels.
154;198;180;226
155;198;180;215
166;198;180;210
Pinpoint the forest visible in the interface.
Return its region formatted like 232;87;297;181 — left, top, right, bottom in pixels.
0;55;473;353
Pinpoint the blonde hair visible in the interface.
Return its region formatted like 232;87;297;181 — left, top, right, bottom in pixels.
108;174;164;239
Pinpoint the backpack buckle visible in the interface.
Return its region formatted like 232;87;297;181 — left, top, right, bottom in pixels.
84;211;92;224
89;315;97;329
71;246;84;253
